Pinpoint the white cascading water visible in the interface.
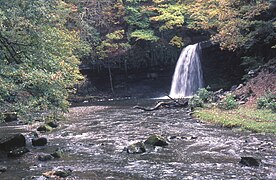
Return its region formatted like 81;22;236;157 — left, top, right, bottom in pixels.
169;43;203;98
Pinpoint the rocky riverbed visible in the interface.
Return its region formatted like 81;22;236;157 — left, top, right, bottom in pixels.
0;99;276;179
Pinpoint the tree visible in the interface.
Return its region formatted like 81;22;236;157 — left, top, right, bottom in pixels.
0;0;88;115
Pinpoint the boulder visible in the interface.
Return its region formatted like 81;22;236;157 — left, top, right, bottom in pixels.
144;134;168;147
3;112;17;122
126;141;146;154
0;134;26;151
37;124;53;132
7;147;29;158
239;157;261;167
32;137;47;146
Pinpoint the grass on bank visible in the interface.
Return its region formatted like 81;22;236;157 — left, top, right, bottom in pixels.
194;107;276;134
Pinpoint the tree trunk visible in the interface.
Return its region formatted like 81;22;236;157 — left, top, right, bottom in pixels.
108;60;114;95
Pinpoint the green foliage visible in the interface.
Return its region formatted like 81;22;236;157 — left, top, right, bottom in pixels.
257;93;276;112
189;88;214;108
197;88;214;103
186;0;274;51
96;30;131;59
0;0;87;115
195;107;276;133
188;95;204;108
150;3;186;31
169;36;184;48
130;29;159;41
218;94;238;110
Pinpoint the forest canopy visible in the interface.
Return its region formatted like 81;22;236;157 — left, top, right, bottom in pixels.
0;0;88;114
0;0;275;114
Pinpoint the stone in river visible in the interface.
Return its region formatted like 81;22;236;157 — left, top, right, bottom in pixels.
144;134;168;147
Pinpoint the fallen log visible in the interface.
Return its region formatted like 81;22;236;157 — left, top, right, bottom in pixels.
133;98;188;111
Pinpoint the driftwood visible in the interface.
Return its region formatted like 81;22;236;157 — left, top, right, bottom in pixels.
133;96;188;111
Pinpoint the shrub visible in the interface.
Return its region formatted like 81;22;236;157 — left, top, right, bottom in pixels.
218;94;238;110
197;88;214;103
188;88;214;108
188;95;204;108
257;93;276;112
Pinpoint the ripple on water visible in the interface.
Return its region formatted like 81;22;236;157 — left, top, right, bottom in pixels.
1;100;276;179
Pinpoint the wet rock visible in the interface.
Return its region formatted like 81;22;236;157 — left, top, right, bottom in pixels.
144;134;168;147
0;133;26;151
32;137;47;146
3;112;17;122
51;149;63;158
126;141;146;154
7;147;29;158
43;169;72;178
37;124;53;132
38;154;54;161
46;121;58;128
239;157;261;167
0;166;7;172
54;169;72;178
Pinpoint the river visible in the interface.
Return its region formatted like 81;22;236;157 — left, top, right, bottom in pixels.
0;99;276;179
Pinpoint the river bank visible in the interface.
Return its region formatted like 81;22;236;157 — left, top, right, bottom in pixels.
194;106;276;134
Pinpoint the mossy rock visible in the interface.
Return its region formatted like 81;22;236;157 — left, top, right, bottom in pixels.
37;124;53;132
144;134;168;147
51;149;63;158
126;141;146;154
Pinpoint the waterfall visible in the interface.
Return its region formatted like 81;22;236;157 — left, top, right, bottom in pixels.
169;43;203;98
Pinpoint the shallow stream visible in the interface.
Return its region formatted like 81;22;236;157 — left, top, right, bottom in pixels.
0;99;276;179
